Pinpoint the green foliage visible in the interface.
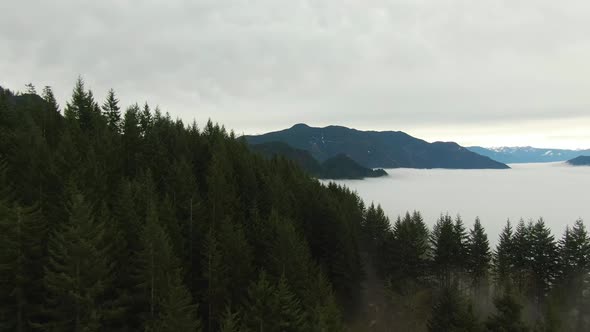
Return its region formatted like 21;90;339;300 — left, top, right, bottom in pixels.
428;285;481;332
4;79;588;332
102;88;121;132
41;190;113;331
485;292;528;332
154;270;202;332
0;182;47;331
466;218;491;287
494;221;514;289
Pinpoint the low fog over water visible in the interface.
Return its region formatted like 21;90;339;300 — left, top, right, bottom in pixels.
329;162;590;244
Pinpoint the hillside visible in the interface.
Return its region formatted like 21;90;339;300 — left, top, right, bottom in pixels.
246;124;509;169
468;146;590;164
250;142;387;179
0;82;366;331
567;155;590;166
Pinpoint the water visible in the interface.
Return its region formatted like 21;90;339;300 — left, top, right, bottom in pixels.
327;162;590;245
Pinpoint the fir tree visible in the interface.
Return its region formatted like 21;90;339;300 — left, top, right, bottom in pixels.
275;275;307;332
428;284;481;332
102;88;121;132
154;269;202;332
466;217;491;290
0;197;46;331
529;219;558;304
485;291;528;332
42;190;113;331
494;221;514;290
134;202;178;330
243;271;279;332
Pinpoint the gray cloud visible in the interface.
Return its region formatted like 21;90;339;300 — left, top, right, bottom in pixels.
2;0;590;148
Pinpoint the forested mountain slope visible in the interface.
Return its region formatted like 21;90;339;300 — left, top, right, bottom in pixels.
246;124;509;169
0;81;365;331
250;142;387;179
1;81;589;332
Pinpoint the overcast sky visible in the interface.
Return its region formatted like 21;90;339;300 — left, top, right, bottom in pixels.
2;0;590;148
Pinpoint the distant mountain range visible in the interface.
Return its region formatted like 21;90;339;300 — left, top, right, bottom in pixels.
468;146;590;164
245;124;509;169
567;156;590;166
250;142;387;179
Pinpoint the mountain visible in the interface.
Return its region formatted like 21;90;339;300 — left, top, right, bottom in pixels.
246;124;509;169
468;146;590;164
321;154;388;179
250;141;387;179
567;155;590;166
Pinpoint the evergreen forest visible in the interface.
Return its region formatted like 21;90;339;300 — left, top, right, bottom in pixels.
1;79;589;331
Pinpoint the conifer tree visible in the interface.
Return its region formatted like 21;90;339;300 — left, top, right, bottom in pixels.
428;285;480;332
42;190;113;331
24;83;37;95
485;291;528;332
466;218;491;290
529;219;558;304
102;88;121;132
243;272;279;332
389;211;430;286
275;275;307;332
557;219;590;331
64;77;92;131
42;86;59;113
431;214;459;285
134;202;178;330
219;306;246;332
0;177;46;332
512;219;533;294
494;221;514;290
154;269;202;332
202;229;229;332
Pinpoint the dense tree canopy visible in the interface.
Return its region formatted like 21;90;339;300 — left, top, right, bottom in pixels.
0;81;588;332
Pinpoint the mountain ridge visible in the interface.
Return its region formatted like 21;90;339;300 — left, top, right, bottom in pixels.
250;141;387;179
567;155;590;166
245;124;509;169
468;146;590;164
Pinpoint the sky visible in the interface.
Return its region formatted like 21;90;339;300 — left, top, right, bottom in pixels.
2;0;590;149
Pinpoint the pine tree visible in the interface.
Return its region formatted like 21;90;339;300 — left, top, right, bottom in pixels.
41;86;59;113
494;221;514;290
466;218;491;290
389;211;430;287
431;214;459;286
64;77;92;130
134;202;178;330
275;275;307;332
202;229;229;332
42;190;113;331
139;102;152;137
219;306;246;332
485;291;528;332
122;104;141;177
243;271;279;332
454;215;469;275
557;219;590;331
154;269;202;332
0;185;46;332
102;88;121;133
428;284;481;332
529;219;558;305
23;83;36;95
512;219;533;294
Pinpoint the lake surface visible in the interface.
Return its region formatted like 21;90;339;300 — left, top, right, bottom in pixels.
327;163;590;245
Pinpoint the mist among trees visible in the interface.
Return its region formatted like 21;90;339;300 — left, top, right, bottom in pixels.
0;79;588;331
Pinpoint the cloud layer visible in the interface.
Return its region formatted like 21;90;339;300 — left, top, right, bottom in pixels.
2;0;590;148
